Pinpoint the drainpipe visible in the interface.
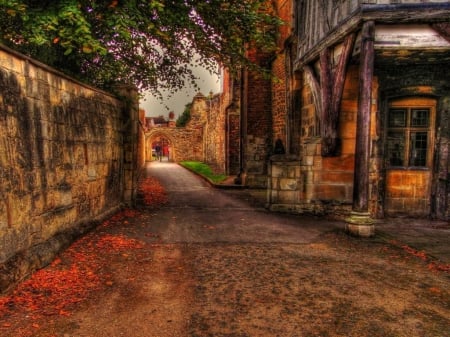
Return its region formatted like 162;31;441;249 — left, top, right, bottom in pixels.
240;67;248;183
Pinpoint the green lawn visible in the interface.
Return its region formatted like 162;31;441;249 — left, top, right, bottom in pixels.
179;161;227;183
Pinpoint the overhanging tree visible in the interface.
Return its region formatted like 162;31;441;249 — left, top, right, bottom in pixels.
0;0;280;95
176;102;192;127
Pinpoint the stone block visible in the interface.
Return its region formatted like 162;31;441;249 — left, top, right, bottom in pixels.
315;171;354;184
0;201;8;231
313;156;322;170
86;166;97;180
314;184;349;201
270;177;279;190
322;155;354;171
57;190;73;207
280;178;298;191
271;165;284;178
302;155;314;166
287;166;297;178
277;190;299;203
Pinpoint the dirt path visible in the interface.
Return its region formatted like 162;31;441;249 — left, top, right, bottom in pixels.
65;243;193;337
0;162;449;337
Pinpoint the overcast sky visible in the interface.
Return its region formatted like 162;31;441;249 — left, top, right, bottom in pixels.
139;65;222;118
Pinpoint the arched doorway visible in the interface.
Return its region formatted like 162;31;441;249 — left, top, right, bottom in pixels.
145;132;175;162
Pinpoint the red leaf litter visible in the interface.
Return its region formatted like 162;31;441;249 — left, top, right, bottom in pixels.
0;209;146;336
389;240;450;273
138;176;168;207
0;176;169;336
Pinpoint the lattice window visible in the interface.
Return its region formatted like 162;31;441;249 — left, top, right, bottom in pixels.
386;106;433;168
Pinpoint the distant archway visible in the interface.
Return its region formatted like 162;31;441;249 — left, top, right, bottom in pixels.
145;130;176;162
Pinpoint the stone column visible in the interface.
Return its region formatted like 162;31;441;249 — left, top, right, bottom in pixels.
115;84;140;206
346;21;375;237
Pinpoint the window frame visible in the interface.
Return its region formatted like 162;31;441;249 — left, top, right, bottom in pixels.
386;98;436;170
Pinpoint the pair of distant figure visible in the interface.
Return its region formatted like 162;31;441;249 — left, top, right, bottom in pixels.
154;145;162;161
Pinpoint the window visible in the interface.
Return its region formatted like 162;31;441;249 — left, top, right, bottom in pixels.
386;103;434;168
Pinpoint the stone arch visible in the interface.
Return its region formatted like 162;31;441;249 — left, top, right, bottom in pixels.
145;129;177;161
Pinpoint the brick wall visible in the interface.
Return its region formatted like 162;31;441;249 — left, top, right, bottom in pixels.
0;45;137;292
244;50;273;187
272;53;287;145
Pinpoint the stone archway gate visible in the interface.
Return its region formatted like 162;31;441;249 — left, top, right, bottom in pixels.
145;127;204;163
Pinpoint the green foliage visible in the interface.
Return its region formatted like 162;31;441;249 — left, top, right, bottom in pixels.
176;102;192;127
180;161;227;183
0;0;281;94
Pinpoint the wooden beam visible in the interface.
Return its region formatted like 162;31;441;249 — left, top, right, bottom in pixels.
352;21;375;212
332;33;356;119
304;65;322;117
303;33;355;156
431;23;450;44
320;33;356;157
320;48;335;156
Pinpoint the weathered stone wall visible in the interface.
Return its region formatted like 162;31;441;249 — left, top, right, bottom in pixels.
146;127;204;163
138;108;147;175
145;83;240;177
0;45;135;292
271;0;291;148
244;50;273;188
145;93;208;165
203;94;226;173
272;52;288;145
223;70;242;176
268;65;360;219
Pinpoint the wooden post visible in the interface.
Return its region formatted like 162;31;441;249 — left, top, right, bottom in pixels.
305;34;355;157
346;21;375;237
320;48;334;155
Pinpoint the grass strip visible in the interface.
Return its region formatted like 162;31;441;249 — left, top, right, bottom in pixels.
180;161;227;183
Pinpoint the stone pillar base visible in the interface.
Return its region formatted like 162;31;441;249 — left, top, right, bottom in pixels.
345;211;375;237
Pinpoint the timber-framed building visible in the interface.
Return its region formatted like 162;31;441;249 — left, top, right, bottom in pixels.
265;0;450;235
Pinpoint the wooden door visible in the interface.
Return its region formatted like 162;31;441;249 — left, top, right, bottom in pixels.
384;97;436;217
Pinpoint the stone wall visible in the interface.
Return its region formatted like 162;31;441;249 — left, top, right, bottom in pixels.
271;52;288;145
223;70;242;176
0;45;137;292
203;94;226;173
146;127;204;163
271;0;294;150
267;65;359;219
145;78;241;178
145;93;206;165
244;50;273;188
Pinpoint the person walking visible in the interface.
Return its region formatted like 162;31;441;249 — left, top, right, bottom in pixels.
155;144;162;161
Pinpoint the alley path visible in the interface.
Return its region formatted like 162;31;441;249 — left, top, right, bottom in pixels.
138;161;340;244
1;162;449;337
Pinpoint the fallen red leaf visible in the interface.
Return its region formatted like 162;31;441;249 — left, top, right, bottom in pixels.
138;177;168;207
